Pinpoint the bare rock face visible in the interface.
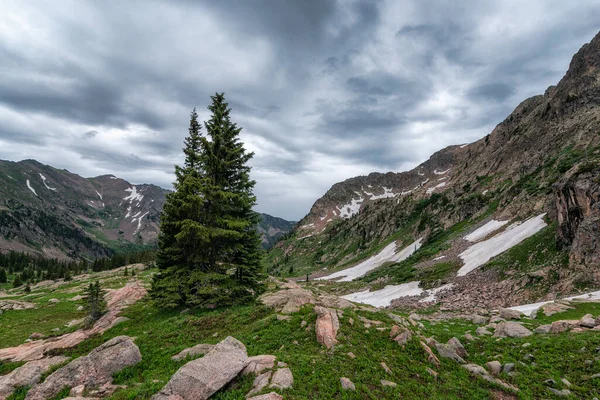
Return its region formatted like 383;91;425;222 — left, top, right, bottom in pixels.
541;302;573;316
171;344;215;361
25;336;141;400
0;300;36;312
152;336;248;400
260;282;315;314
314;306;339;349
493;321;533;338
0;356;68;399
246;371;272;397
554;166;600;267
340;377;355;391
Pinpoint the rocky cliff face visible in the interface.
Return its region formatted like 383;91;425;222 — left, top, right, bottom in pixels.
554;164;600;266
267;31;600;287
256;213;296;250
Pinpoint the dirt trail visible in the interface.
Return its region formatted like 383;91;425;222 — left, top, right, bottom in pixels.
0;281;146;362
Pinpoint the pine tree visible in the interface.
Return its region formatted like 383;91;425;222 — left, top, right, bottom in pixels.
151;96;264;308
13;274;22;288
0;268;6;283
24;283;31;293
82;281;106;325
124;266;129;277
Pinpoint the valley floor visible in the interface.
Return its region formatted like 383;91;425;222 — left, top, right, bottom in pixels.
1;267;600;399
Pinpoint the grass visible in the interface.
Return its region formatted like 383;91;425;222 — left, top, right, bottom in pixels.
3;269;600;399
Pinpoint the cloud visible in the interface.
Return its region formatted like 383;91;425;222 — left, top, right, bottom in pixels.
0;0;599;220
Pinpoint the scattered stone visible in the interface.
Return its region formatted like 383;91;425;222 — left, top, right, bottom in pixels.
381;380;397;387
277;361;287;368
242;355;276;376
548;388;571;397
580;314;597;328
535;324;552;334
25;336;141;400
489;316;506;324
276;315;291;321
420;341;441;368
300;320;307;328
314;306;339;349
247;393;283;400
29;332;45;340
503;363;515;373
426;367;439;378
493;322;533;338
340;377;355;391
171;344;215;361
269;368;293;390
390;325;400;338
470;315;488;325
317;294;355;309
77;306;85;311
246;371;272;397
476;327;493;336
540;302;572;316
347;352;356;359
462;364;518;392
447;337;467;358
523;354;535;362
498;309;522;320
152;336;247;400
70;295;84;302
464;333;476;341
348;317;354;326
561;378;572;387
433;341;465;364
550;320;580;334
48;299;60;303
522;342;531;348
381;362;392;374
486;361;502;376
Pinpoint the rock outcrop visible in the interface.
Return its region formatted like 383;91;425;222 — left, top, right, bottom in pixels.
493;322;533;338
260;281;315;314
152;336;248;400
0;281;146;362
0;356;68;400
554;165;600;267
171;344;215;361
314;306;339;349
25;336;141;400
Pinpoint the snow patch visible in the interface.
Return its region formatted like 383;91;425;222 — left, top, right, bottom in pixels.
298;234;313;240
123;186;144;204
26;180;38;196
426;181;446;195
125;206;132;218
457;214;548;276
464;220;509;242
369;186;396;200
459;143;469;148
434;168;450;175
132;211;149;232
110;176;117;180
337;197;364;219
342;281;424;307
482;189;489;195
317;238;423;282
96;190;103;200
508;290;600;316
39;174;56;191
433;256;446;261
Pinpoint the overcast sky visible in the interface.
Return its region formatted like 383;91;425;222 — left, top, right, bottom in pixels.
1;1;599;220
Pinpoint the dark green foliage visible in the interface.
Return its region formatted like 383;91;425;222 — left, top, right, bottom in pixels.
0;268;6;283
12;274;22;288
82;281;106;325
24;283;31;293
152;95;264;309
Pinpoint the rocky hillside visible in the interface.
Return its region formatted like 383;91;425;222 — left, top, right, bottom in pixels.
266;31;600;308
257;213;296;250
0;159;168;260
0;160;294;260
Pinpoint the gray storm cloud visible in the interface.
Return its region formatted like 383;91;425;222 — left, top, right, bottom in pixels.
0;0;599;219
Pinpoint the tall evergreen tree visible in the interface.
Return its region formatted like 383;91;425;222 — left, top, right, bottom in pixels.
151;95;264;308
82;281;106;325
0;268;6;283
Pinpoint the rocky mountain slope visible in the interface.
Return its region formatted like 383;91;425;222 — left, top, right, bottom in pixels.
0;160;294;260
266;31;600;310
256;214;296;250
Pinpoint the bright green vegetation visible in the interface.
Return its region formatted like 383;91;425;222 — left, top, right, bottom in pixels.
3;269;600;399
